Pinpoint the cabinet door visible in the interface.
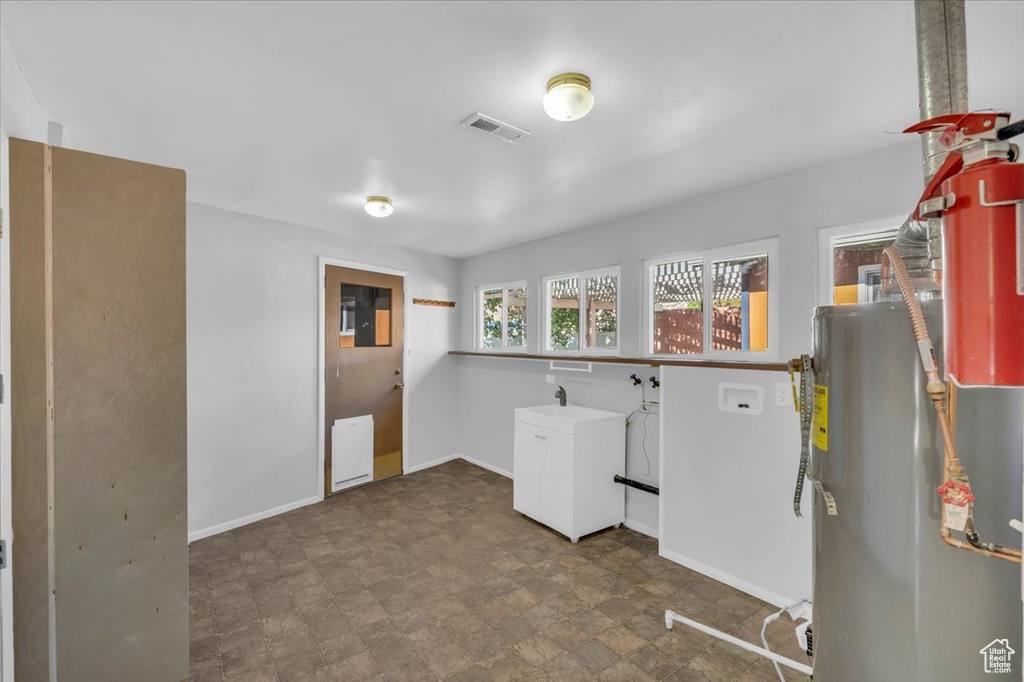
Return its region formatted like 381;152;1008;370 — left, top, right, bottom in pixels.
541;431;574;533
513;424;543;517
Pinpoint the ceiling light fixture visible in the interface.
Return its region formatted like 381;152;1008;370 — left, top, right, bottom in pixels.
543;73;594;122
364;196;394;218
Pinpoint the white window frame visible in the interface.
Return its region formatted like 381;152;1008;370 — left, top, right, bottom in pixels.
644;237;780;362
476;280;528;352
542;265;621;356
816;215;902;307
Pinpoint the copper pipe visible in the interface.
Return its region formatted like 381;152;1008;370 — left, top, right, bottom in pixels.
883;246;1021;563
947;381;957;433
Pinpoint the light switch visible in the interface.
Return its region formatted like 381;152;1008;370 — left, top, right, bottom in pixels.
545;374;556;384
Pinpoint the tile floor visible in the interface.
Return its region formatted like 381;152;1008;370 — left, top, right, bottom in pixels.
189;460;812;681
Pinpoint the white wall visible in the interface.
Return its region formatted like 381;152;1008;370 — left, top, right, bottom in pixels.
0;32;48;144
660;367;807;606
456;140;922;358
187;203;460;540
456;140;924;600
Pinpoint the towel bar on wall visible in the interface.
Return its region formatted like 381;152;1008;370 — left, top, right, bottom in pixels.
549;360;593;373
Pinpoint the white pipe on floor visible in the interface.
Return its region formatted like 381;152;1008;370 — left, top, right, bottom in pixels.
664;610;814;676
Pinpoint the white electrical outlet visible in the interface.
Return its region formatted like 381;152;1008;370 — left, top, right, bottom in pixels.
545;374;556;384
775;382;794;407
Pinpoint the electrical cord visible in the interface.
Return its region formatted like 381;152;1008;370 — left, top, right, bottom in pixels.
640;408;651;476
761;601;813;682
625;382;656;478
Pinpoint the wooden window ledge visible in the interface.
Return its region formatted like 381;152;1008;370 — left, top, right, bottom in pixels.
448;350;787;372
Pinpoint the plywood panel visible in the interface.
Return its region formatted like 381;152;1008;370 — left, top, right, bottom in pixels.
50;146;187;681
10;137;54;682
9;140;187;681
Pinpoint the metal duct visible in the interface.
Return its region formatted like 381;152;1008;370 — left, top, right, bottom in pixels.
896;0;969;286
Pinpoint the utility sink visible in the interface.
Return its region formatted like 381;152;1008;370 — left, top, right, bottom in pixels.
513;403;626;542
515;404;624;435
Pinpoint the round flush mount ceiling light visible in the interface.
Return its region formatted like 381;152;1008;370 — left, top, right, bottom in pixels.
543;73;594;122
364;196;394;218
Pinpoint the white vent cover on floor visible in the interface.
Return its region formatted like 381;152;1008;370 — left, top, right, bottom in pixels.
461;113;530;144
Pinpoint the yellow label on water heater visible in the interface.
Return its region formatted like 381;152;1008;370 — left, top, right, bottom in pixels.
812;384;828;451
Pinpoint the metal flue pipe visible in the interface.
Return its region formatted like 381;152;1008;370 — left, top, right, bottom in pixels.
895;0;969;286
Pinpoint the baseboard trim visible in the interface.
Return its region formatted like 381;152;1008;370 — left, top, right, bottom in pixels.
404;454;460;474
623;518;658;539
658;547;796;608
407;452;513;479
458;454;512;479
188;495;320;543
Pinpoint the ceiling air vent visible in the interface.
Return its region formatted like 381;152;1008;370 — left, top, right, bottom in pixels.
461;113;530;144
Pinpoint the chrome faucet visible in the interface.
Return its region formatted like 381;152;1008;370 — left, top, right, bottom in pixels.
555;385;567;407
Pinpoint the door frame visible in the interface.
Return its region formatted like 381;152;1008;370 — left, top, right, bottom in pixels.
317;256;409;501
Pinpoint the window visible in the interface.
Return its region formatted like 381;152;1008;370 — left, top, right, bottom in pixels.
711;253;769;352
340;284;391;347
830;228;898;305
817;217;901;306
543;267;620;354
647;239;777;359
477;282;527;351
652;258;703;355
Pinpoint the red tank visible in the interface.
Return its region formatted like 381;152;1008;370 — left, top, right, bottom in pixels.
942;157;1023;386
906;112;1024;386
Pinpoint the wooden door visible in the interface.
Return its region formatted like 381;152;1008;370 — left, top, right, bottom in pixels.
325;265;404;495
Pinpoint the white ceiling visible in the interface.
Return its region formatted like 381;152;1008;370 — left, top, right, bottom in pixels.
1;1;1021;258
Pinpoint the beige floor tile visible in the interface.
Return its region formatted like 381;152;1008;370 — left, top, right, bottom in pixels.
460;628;509;662
596;624;647;657
514;634;565;667
569;638;619;674
327;650;380;682
421;642;475;678
598;658;656;682
480;649;536;682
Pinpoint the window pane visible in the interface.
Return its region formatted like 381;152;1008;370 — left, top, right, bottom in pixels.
340;284;391;348
711;254;768;351
481;288;503;348
585;274;617;349
832;229;897;305
548;277;580;351
652;259;703;355
507;286;526;348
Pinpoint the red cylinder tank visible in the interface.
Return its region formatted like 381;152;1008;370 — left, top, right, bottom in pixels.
942;157;1024;386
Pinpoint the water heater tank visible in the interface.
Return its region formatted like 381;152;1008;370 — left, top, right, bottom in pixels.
811;301;1022;681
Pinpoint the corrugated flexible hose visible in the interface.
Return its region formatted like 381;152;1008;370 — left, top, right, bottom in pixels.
883;245;1021;563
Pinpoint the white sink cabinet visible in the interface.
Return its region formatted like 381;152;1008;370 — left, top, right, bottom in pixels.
513;404;626;543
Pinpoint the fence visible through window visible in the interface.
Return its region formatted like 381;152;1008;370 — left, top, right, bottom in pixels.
653;259;703;355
